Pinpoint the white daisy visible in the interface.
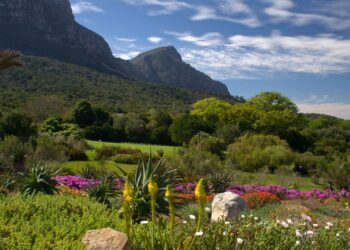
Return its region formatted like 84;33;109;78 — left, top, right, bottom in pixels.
296;240;301;246
254;217;259;221
140;220;148;225
195;231;203;236
326;222;333;227
281;221;289;228
287;219;293;224
313;224;318;228
295;230;303;237
183;220;188;224
237;238;243;244
189;215;196;220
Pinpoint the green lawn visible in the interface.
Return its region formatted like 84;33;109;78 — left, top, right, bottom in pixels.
87;140;181;157
60;161;136;174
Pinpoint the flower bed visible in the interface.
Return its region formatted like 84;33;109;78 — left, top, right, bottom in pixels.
226;185;350;200
242;192;281;209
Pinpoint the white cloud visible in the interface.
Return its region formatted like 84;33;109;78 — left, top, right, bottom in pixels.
172;33;350;80
297;102;350;119
114;51;140;60
147;36;163;44
121;0;260;27
71;1;104;14
165;31;223;47
264;0;350;30
115;37;137;42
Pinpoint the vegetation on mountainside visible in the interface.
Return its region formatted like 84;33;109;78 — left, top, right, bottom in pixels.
0;56;239;113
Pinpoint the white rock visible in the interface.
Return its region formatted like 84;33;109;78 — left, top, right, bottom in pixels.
211;192;247;222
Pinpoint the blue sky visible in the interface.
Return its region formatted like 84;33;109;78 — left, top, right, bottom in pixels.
69;0;350;119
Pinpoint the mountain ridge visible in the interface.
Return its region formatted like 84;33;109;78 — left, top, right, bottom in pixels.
0;0;230;95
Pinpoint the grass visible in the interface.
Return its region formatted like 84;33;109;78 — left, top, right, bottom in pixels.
60;161;135;174
87;140;181;157
236;171;322;191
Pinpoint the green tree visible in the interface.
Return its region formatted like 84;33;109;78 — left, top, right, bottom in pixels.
2;113;36;140
248;91;298;113
169;114;212;145
191;97;232;124
72;100;94;128
189;132;225;156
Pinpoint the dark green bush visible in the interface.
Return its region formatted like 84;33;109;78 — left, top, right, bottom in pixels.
111;154;139;164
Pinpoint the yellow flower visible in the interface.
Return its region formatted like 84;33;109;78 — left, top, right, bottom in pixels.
165;185;173;200
195;178;207;203
148;176;158;198
123;175;133;203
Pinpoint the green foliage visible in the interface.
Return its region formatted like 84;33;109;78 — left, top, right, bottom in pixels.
2;112;36;139
189;132;226;156
118;155;179;221
19;165;60;195
0;136;30;172
88;180;117;208
226;134;295;172
169;114;212;145
208;170;233;193
72;99;95;128
191;97;232;124
167;148;222;181
0;194;122;249
320;158;350;190
41;118;83;139
248;91;298;113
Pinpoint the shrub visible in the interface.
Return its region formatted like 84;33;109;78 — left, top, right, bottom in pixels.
95;145;119;160
226;134;295;172
111;154;139;164
0;194;122;249
189;132;226;156
67;147;88;161
242;192;281;209
19;165;60;195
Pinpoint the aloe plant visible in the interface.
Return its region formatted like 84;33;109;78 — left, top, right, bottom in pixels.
118;154;181;221
20;165;60;195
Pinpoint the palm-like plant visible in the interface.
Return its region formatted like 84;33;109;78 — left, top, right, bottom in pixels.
118;154;181;221
20;165;60;195
0;50;23;71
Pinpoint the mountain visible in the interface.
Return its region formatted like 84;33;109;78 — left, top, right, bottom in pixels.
130;46;229;95
0;0;230;96
0;56;238;113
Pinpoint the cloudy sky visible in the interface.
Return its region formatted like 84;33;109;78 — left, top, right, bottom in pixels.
69;0;350;119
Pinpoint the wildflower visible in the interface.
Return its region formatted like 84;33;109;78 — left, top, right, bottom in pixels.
326;222;333;227
205;207;211;213
336;232;340;237
254;217;259;221
295;240;301;246
287;219;293;224
241;214;246;219
140;220;149;225
325;226;330;230
301;213;312;223
123;175;133;203
237;238;243;244
183;220;188;224
311;241;316;246
313;224;318;228
281;221;289;228
306;231;314;236
165;185;175;229
195;178;207;231
348;228;350;232
223;231;227;236
122;175;133;236
295;230;303;237
225;221;230;225
148;176;158;200
195;231;204;236
189;215;196;220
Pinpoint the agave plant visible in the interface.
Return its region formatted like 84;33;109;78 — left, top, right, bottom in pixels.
20;165;60;195
88;178;117;208
118;154;181;221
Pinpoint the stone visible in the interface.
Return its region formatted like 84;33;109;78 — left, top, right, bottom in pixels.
211;192;247;222
82;228;130;250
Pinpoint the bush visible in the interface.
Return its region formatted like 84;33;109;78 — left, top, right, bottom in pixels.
189;132;226;156
111;154;139;164
226;134;295;172
95;145;119;160
242;192;281;209
0;194;122;249
67;147;88;161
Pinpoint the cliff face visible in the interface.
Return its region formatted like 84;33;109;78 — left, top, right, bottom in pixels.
131;47;229;95
0;0;230;95
0;0;128;76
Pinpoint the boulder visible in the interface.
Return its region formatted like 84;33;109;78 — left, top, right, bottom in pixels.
211;192;247;222
82;228;130;250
